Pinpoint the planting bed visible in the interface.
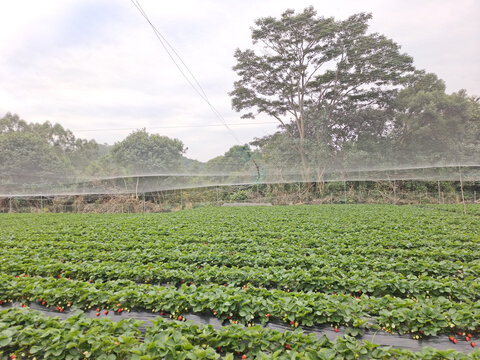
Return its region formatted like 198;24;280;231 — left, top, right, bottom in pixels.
1;205;479;359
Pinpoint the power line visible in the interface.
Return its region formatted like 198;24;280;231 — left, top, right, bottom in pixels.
71;121;278;132
129;0;242;143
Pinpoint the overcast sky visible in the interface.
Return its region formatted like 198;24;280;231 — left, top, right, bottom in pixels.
1;0;479;162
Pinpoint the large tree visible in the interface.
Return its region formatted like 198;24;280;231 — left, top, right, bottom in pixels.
230;7;414;178
109;129;186;174
391;72;480;166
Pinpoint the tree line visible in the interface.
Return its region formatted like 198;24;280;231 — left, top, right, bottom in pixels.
1;7;479;195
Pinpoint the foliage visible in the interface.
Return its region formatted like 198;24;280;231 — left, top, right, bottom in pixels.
2;308;477;359
1;205;479;340
110;129;186;174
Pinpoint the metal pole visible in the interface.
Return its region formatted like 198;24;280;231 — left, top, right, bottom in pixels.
9;198;12;213
437;181;441;204
343;181;347;204
393;180;396;205
180;190;183;210
40;194;43;212
459;166;466;215
143;193;146;213
298;183;301;202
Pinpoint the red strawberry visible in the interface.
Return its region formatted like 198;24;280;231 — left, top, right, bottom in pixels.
420;331;424;335
468;334;473;338
178;316;182;321
266;314;270;318
241;355;246;360
59;308;63;313
104;310;108;315
449;336;454;342
458;332;462;336
117;308;122;313
471;342;476;348
290;321;294;326
117;304;121;308
466;337;470;342
96;308;100;312
160;312;164;315
334;327;338;333
285;344;291;350
96;312;100;317
453;339;457;344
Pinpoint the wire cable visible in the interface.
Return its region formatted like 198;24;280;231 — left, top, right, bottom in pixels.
129;0;242;143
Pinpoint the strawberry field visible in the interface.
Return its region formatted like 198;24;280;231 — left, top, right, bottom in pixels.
1;205;480;359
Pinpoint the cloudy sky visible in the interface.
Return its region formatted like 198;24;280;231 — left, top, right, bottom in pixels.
1;0;479;162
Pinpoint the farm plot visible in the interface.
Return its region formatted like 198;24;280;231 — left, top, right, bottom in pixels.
1;205;480;359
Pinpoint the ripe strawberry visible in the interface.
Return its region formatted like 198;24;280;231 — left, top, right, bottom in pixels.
96;308;100;312
96;312;100;317
453;339;457;344
458;332;462;336
160;312;164;315
466;337;470;342
266;314;270;318
241;355;246;360
178;315;183;321
285;344;291;350
449;336;454;342
420;331;424;335
59;308;63;313
117;304;121;308
334;327;338;333
471;342;476;348
104;310;108;315
290;321;294;326
117;308;122;314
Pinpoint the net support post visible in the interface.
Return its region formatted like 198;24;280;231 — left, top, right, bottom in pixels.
393;180;397;205
437;181;441;204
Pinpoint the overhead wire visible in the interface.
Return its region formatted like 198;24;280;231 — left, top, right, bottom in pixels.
129;0;242;143
71;121;278;133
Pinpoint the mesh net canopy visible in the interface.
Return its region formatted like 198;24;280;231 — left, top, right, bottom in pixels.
1;131;479;197
1;6;479;197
